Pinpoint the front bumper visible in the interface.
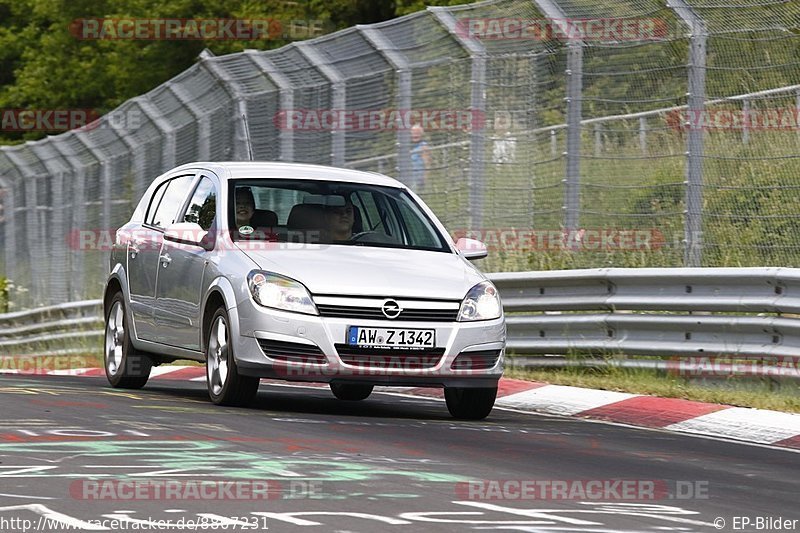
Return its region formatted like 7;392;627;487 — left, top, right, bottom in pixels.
232;296;505;388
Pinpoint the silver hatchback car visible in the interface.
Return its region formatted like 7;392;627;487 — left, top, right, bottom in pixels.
103;162;505;419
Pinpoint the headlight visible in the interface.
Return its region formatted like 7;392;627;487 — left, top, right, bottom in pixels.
458;281;502;322
247;271;318;315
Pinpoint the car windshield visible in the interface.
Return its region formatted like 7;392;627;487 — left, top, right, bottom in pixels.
228;179;449;252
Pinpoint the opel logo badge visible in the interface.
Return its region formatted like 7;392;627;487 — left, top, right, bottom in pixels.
381;299;403;319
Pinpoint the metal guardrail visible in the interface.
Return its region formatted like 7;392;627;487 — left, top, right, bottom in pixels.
0;300;102;356
1;268;799;367
492;267;800;361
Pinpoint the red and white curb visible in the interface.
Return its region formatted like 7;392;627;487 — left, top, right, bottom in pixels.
2;366;799;450
495;384;800;449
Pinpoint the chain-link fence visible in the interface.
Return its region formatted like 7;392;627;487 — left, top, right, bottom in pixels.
0;0;798;309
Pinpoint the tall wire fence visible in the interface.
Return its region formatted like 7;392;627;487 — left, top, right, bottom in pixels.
0;0;798;309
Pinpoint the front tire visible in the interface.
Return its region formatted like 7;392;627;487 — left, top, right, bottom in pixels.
206;307;260;406
444;387;497;420
330;383;373;401
104;293;152;389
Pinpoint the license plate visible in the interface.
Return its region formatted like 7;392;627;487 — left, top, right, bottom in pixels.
347;326;435;349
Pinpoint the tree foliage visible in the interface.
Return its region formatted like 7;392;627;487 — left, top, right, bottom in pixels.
0;0;462;144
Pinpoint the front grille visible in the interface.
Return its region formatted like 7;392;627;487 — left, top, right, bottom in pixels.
334;345;445;369
258;338;327;364
317;304;459;322
451;350;502;370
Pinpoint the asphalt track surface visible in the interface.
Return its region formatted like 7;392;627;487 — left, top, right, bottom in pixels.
0;374;797;532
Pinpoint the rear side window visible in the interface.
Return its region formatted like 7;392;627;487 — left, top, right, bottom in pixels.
146;175;195;228
145;181;169;225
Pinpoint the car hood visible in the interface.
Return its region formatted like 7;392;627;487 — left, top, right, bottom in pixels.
238;245;486;300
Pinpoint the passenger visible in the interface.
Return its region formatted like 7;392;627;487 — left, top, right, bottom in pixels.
235;187;257;229
234;187;274;240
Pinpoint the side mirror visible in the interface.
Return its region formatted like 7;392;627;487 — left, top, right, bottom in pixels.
456;237;488;260
164;222;212;250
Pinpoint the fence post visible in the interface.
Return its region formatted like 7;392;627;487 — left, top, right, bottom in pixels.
795;89;799;138
0;153;19;305
296;42;346;167
49;137;87;300
594;123;602;156
639;116;648;155
106;109;146;200
531;0;584;235
245;51;296;162
668;0;707;267
430;7;487;230
0;175;13;290
358;26;412;183
169;80;210;160
71;133;116;302
3;148;42;307
742;98;750;144
564;42;584;234
74;134;111;236
135;96;177;170
199;51;250;161
29;143;72;304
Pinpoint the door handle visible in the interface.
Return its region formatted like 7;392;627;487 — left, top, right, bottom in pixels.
129;239;143;258
160;253;172;267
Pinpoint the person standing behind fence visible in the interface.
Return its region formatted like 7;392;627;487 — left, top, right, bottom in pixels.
410;124;431;191
492;116;517;164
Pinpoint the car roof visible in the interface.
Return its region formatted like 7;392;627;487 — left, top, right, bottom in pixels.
168;162;404;188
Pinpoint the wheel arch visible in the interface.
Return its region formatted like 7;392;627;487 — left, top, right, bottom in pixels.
200;277;238;355
103;265;129;318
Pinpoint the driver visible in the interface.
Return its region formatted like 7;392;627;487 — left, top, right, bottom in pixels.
325;197;355;241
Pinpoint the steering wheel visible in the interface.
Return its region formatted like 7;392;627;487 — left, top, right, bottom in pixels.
349;231;379;242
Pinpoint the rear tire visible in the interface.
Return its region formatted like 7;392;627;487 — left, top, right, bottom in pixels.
206;307;260;407
444;387;497;420
104;293;152;389
330;383;373;401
